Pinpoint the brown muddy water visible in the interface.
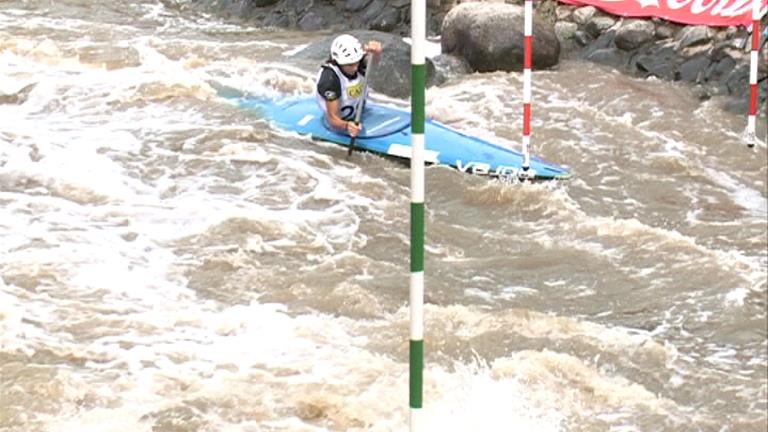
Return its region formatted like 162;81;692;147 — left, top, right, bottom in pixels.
1;1;766;431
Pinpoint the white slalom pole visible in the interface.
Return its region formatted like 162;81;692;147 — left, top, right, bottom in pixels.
522;0;533;176
746;0;762;147
410;0;426;431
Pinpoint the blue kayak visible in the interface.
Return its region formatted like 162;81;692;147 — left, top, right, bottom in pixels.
219;86;570;180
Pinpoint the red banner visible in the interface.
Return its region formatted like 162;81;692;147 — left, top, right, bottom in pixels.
559;0;767;27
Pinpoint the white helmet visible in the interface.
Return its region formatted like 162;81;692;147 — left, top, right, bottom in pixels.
330;34;364;65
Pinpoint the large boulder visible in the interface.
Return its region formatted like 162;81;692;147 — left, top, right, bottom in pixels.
441;2;560;73
291;30;438;100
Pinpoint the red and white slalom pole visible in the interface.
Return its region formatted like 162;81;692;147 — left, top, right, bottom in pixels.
522;0;533;175
747;0;762;147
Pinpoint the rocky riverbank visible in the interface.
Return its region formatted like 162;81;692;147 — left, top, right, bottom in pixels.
190;0;767;113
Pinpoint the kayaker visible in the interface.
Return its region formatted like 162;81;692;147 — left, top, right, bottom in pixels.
316;34;382;138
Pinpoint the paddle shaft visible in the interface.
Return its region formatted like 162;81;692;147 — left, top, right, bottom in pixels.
348;54;373;157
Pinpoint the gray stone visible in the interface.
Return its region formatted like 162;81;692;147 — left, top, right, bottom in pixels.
427;11;445;36
283;0;313;14
572;6;596;26
264;11;290;28
614;19;655;51
585;47;626;69
555;5;573;21
678;55;710;82
589;29;616;51
555;21;578;42
574;30;591;46
431;53;472;83
634;44;679;80
711;41;745;62
298;11;324;31
252;0;280;6
389;0;410;8
725;63;750;98
362;0;387;22
585;16;616;38
426;11;445;36
676;26;712;49
370;7;401;32
344;0;372;12
441;2;560;72
713;27;732;42
680;44;711;58
704;56;736;83
724;26;739;38
655;25;674;40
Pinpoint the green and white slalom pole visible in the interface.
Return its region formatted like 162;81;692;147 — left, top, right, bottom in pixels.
410;0;426;430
